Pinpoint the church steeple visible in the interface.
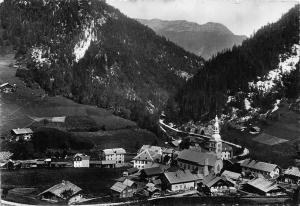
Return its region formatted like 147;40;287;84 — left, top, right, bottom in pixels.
212;115;221;141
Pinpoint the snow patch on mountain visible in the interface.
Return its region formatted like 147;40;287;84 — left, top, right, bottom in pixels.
174;70;192;80
248;44;300;94
73;20;97;62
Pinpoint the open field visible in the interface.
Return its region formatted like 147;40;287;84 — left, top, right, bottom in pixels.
72;128;161;153
0;53;137;135
1;167;126;204
223;102;299;168
253;133;288;145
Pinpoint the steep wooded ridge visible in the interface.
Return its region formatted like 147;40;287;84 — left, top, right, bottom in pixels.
137;19;247;60
0;0;203;129
172;5;299;122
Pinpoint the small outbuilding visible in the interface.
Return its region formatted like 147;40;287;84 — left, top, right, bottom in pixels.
11;128;33;141
243;177;285;196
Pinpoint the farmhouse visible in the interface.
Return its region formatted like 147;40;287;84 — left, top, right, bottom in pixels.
110;180;136;198
243;177;285;196
102;148;126;167
283;167;300;184
177;149;223;175
240;159;280;178
201;174;235;195
133;149;161;169
162;170;199;192
38;180;82;203
73;154;90;168
11;128;33;141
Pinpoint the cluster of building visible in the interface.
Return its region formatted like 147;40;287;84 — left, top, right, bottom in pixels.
2;116;300;204
106;117;299;200
0;148;127;169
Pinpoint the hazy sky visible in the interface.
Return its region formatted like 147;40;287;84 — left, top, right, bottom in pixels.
107;0;298;36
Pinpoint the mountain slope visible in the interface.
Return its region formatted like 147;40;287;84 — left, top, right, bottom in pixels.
172;5;299;122
137;19;247;60
0;0;203;129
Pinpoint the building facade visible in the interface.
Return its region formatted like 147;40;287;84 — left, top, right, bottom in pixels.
102;148;126;166
74;154;90;168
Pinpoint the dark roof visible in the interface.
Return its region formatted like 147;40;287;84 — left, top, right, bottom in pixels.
127;167;139;174
39;180;82;199
202;174;234;188
164;170;196;184
177;149;217;167
240;159;278;173
143;167;164;176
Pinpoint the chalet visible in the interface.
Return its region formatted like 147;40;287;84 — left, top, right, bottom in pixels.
133;149;161;169
38;180;82;203
283;167;300;184
177;149;223;175
110;180;136;198
73;154;90;168
141;167;164;179
0;82;15;93
11;128;33;141
240;159;280;178
139;145;163;155
243;177;285;196
162;170;200;192
102;148;126;167
200;174;235;195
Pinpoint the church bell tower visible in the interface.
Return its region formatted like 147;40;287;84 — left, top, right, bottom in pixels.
212;116;222;159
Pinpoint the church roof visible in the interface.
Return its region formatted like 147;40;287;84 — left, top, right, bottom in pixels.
177;149;218;167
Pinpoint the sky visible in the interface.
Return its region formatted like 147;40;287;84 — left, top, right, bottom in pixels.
106;0;298;36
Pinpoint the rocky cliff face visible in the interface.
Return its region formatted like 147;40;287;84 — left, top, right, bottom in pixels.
0;0;203;129
137;19;247;60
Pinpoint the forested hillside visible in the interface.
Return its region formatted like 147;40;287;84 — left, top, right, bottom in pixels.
0;0;203;131
172;5;299;122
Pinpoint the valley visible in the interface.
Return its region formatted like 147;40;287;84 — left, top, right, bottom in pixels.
0;0;299;205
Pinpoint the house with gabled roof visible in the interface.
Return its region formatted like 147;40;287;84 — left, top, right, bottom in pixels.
73;154;90;168
200;174;235;195
38;180;82;203
282;166;300;184
133;149;161;169
162;170;201;192
177;149;223;175
11;128;33;141
243;177;285;196
240;159;280;178
102;148;126;167
110;179;136;198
